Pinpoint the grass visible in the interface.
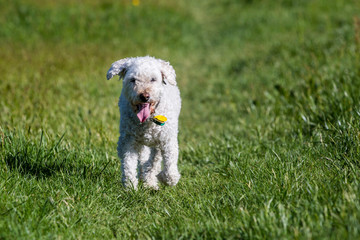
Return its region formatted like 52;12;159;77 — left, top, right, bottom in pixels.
1;0;360;239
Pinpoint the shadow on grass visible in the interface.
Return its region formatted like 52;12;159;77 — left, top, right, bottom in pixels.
3;149;87;179
5;152;60;178
3;135;112;180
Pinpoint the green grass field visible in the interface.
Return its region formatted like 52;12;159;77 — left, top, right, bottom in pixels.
1;0;360;239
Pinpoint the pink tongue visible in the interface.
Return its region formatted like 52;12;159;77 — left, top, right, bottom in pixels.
137;103;151;123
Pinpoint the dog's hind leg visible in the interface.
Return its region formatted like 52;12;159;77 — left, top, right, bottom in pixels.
141;147;162;190
138;146;151;180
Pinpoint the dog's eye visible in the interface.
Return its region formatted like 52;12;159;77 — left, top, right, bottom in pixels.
130;78;136;83
151;78;156;82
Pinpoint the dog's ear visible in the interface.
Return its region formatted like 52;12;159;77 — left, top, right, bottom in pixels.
107;58;133;80
158;59;177;86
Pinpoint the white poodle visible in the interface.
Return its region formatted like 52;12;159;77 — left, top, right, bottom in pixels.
107;56;181;190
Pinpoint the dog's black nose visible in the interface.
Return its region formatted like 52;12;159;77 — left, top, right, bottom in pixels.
139;93;150;102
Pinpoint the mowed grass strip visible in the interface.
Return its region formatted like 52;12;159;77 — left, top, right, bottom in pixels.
1;0;360;239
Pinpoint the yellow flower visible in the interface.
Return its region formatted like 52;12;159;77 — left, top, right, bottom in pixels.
132;0;140;6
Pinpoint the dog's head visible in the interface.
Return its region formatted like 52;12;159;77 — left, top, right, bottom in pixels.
107;56;176;123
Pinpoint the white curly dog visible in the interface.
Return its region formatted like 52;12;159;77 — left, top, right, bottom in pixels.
107;56;181;190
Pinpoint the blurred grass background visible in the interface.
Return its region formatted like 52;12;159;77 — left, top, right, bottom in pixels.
1;0;360;239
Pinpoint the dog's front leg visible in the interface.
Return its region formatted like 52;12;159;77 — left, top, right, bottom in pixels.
118;136;139;189
158;139;181;186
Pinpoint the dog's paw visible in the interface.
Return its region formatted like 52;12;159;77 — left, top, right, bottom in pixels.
158;170;180;186
144;178;159;190
122;179;138;191
143;181;160;191
142;173;160;190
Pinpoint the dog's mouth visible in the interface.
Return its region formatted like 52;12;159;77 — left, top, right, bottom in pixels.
135;102;156;123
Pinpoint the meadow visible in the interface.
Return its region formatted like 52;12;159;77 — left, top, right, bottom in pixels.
1;0;360;239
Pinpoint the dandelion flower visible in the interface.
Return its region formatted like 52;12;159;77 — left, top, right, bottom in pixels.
132;0;140;6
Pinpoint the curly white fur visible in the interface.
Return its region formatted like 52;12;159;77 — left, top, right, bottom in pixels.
107;56;181;190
